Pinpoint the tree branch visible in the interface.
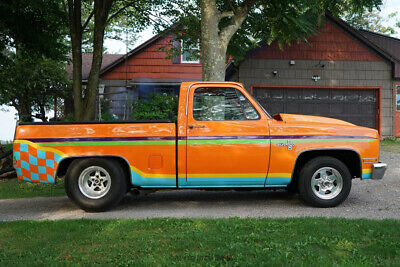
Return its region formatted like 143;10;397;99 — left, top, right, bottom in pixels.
107;3;132;23
219;11;234;20
129;3;172;29
82;10;94;31
61;0;69;21
219;0;256;46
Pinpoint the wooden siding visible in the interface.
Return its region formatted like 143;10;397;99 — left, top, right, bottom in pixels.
101;35;202;80
252;22;382;62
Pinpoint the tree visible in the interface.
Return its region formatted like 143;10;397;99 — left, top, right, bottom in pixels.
0;0;69;121
0;52;70;122
159;0;382;81
0;0;68;63
62;0;158;121
344;8;400;35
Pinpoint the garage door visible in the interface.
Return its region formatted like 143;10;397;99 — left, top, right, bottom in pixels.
253;87;378;129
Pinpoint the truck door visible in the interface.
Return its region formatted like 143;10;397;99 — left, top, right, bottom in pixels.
183;83;270;187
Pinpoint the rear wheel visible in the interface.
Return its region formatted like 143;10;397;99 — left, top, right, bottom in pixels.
65;158;127;212
298;156;351;207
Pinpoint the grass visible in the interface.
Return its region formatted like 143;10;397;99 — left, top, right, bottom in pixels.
0;217;399;266
0;178;65;199
380;137;400;153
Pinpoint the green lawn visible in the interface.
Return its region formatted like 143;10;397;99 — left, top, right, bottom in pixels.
0;178;65;199
380;138;400;153
0;218;399;266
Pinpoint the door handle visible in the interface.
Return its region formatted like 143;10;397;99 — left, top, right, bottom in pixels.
188;124;205;129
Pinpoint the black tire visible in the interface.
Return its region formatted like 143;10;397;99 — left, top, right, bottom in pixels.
286;180;298;195
65;158;127;212
298;156;351;207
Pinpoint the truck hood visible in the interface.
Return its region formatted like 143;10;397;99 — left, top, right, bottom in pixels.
273;113;355;126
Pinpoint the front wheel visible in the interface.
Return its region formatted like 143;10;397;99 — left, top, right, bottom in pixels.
298;156;351;207
65;158;127;212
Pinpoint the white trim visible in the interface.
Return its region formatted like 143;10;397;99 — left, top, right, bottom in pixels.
181;40;200;64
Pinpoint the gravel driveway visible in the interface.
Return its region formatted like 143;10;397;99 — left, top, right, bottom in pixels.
1;151;399;221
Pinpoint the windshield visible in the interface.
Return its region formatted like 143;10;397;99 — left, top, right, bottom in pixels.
247;92;273;119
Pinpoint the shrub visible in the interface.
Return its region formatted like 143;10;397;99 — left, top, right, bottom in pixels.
132;93;178;121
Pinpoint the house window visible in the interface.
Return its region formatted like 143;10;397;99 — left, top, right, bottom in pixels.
181;41;199;63
397;84;400;111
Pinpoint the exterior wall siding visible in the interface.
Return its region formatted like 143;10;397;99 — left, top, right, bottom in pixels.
238;59;394;136
101;35;202;80
252;22;381;62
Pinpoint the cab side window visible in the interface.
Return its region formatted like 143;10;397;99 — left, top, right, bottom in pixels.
193;87;260;121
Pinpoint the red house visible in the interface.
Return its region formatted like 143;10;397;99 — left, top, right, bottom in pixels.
67;15;400;136
97;34;202;119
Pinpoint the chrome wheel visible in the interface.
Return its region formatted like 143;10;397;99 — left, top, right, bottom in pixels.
78;166;111;199
311;167;343;200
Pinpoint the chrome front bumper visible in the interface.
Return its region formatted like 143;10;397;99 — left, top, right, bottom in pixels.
371;163;387;180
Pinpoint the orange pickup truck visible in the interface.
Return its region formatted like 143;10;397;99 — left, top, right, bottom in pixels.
13;82;386;211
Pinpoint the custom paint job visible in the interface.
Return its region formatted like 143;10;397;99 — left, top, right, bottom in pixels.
13;82;380;189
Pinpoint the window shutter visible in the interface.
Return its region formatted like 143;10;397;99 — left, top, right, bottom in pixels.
172;37;180;64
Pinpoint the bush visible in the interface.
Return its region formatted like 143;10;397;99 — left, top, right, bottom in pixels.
132;93;178;121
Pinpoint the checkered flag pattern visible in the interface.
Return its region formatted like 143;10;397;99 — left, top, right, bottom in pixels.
13;142;62;184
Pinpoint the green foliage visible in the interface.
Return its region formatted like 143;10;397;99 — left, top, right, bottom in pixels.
0;52;70;121
80;1;144;52
74;0;165;53
156;0;383;63
0;0;68;63
0;218;400;265
98;97;118;122
132;93;178;121
0;178;65;199
59;113;75;122
383;136;399;142
101;112;118;122
343;8;400;35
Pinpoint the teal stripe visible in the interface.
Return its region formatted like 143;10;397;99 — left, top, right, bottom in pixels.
362;173;372;179
130;171;176;187
181;177;266;187
265;177;291;186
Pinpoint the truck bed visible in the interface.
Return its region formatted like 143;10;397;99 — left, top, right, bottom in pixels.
13;122;177;187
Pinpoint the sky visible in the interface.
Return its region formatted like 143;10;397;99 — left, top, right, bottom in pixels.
1;0;400;141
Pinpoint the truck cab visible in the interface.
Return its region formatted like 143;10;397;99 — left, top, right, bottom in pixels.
13;82;387;211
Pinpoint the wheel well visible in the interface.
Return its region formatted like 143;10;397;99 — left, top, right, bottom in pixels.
56;156;132;187
290;149;362;186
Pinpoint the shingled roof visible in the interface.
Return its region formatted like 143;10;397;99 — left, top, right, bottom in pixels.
66;53;123;80
358;29;400;78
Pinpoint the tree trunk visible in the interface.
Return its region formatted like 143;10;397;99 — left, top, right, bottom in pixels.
200;0;252;81
66;0;84;121
71;36;83;120
16;102;32;122
83;0;113;121
200;0;226;81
